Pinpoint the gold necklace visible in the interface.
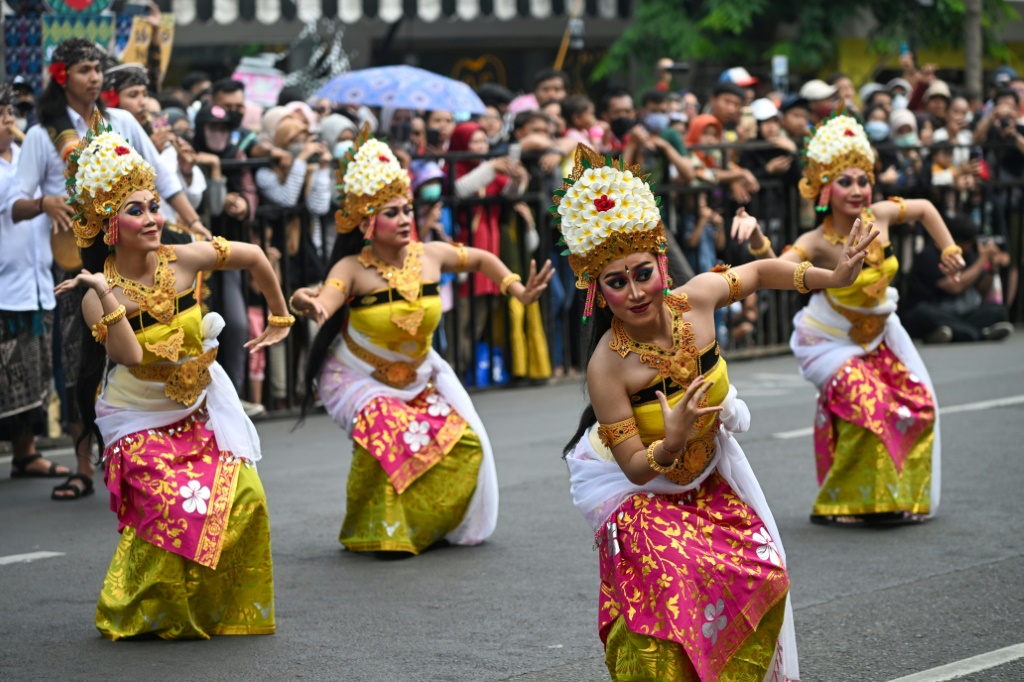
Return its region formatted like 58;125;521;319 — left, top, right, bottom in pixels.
610;294;700;388
104;245;183;360
358;241;426;336
822;207;874;246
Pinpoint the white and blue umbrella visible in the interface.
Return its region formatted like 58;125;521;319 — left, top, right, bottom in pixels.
316;65;487;114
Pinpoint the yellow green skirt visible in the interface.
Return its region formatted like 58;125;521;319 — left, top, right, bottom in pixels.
340;429;482;554
96;465;275;640
604;598;786;682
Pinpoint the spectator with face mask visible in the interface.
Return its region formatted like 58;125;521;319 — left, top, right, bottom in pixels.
622;89;694;187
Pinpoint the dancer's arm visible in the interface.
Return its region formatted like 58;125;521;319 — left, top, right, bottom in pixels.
54;271;143;367
872;198;966;276
425;241;554;306
687;219;879;311
289;258;359;327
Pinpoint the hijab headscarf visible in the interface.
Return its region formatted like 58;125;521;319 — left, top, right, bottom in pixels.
449;121;487;179
685;114;724;168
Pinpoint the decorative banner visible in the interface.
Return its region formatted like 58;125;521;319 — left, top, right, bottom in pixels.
232;56;285;109
4;16;44;93
42;14;114;69
154;14;175;80
119;16;152;66
43;0;112;14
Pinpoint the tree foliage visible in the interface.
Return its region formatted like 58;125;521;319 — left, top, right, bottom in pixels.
594;0;1018;80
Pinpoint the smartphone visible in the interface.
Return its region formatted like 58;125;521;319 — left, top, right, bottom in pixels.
152;115;169;130
426;127;442;148
508;142;521;164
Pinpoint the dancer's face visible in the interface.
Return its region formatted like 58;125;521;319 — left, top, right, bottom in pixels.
599;252;663;323
829;169;871;219
112;189;163;251
365;196;414;248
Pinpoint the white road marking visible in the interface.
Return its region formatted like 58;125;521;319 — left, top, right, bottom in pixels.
772;394;1024;440
885;642;1024;682
0;551;65;566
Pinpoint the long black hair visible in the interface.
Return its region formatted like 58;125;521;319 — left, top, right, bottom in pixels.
561;301;614;457
298;228;366;423
75;239;112;461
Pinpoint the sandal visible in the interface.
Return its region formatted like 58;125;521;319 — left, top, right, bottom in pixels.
11;454;71;479
51;474;95;501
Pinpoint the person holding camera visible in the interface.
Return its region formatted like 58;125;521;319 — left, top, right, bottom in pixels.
902;216;1013;344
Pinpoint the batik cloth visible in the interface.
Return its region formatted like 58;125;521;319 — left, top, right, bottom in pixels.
0;309;52;439
792;284;940;518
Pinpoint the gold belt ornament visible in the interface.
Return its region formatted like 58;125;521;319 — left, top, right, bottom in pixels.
344;331;425;389
826;293;889;347
129;347;218;407
662;417;719;486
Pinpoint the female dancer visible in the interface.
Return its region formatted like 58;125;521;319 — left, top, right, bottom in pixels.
290;125;552;555
54;116;291;639
733;113;965;525
561;145;876;680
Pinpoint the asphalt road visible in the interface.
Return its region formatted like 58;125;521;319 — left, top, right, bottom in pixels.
2;334;1023;682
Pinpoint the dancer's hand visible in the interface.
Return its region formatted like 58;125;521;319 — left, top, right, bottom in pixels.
827;218;879;288
245;324;289;353
656;375;723;457
515;259;554;306
290;287;330;327
938;245;967;281
53;269;108;296
730;207;766;247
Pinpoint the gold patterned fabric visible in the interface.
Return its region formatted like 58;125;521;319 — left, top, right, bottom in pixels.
340;430;482;554
96;465;275;640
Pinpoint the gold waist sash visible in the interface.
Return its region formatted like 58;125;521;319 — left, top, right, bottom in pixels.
344;330;426;389
826;293;889;347
660;417;719;486
128;347;218;407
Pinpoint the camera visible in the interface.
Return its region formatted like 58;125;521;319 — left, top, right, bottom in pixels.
426;127;442;148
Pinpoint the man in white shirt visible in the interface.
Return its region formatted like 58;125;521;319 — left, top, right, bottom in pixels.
5;39;211;499
0;84;65;480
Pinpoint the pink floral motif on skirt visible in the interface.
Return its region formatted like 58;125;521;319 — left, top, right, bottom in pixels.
598;472;790;682
104;409;240;569
814;343;935;483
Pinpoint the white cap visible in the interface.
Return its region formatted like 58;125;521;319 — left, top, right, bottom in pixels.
799;79;838;102
751;98;779;121
720;67;758;87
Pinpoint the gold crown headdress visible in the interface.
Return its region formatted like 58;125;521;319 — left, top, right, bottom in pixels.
334;123;411;235
65;111;157;248
551;144;668;323
799;112;876;211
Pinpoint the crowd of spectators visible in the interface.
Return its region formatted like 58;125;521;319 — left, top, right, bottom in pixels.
3;49;1022;440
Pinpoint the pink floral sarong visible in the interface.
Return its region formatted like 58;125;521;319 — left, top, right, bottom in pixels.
598;472;790;682
104;408;241;570
352;389;468;494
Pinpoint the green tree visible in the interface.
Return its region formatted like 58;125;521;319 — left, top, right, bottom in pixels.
595;0;1017;79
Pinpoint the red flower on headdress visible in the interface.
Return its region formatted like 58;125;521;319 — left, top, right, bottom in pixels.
100;89;120;108
115;146;131;156
48;62;68;86
594;194;615;212
844;128;855;137
378;155;389;163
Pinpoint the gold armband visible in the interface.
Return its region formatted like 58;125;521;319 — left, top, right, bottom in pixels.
453;242;469;272
888;196;908;225
940;244;963;261
646;440;676;475
793;261;813;294
597;418;639;449
267;314;295;328
324;278;348;297
500;273;521;296
101;304;127;326
210;236;231;271
717;268;743;305
783;244;810;262
748;239;772;259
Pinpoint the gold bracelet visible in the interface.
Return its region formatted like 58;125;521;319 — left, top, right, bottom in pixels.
267;314;296;328
454;243;469;272
888;196;908;225
210;236;231;271
748;239;772;258
324;278;347;296
793;261;813;294
646;440;676;474
288;294;304;317
100;304;127;326
499;273;522;296
940;244;963;261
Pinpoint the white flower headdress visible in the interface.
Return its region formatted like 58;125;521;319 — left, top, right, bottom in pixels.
799;112;876;203
335;123;411;234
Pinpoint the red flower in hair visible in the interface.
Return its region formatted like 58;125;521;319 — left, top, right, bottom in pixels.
115;146;131;156
594;194;615;212
100;89;120;108
48;62;67;86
